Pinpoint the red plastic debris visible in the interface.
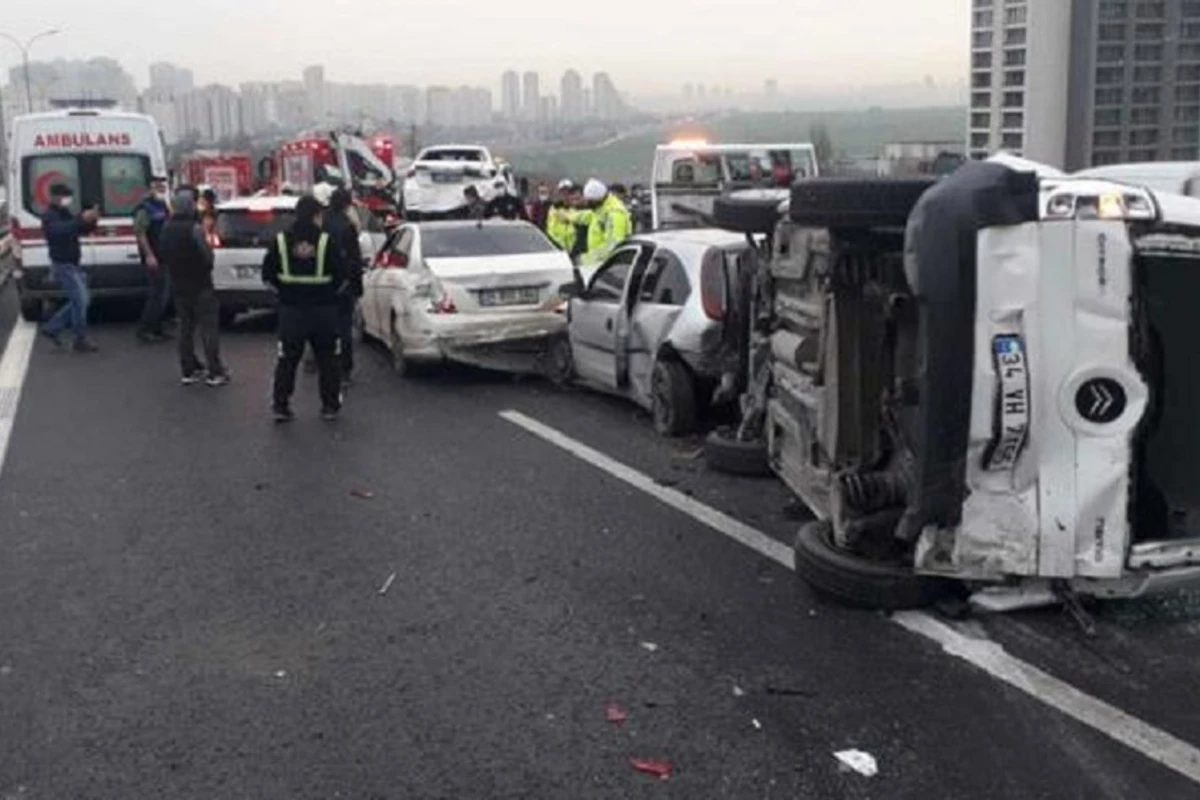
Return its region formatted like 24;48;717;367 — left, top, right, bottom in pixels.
606;704;628;725
630;758;672;780
350;488;375;500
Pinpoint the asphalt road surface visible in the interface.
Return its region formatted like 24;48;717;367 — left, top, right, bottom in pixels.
1;281;1200;799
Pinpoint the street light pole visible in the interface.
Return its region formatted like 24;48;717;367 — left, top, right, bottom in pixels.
0;29;61;112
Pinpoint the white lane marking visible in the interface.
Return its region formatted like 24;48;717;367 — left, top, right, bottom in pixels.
0;320;37;479
499;408;1200;787
893;611;1200;784
498;409;793;569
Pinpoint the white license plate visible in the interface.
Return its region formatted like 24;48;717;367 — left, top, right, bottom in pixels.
233;265;259;280
431;172;462;184
985;334;1031;472
478;287;540;307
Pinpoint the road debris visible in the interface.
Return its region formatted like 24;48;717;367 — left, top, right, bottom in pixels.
733;685;747;697
274;670;288;679
630;758;672;780
0;665;11;677
378;572;397;596
606;704;628;725
640;642;659;653
350;488;376;500
834;749;878;777
765;685;815;698
752;718;763;731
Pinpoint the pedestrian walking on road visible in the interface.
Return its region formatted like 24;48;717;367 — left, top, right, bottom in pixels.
322;187;364;387
134;175;174;344
262;194;348;423
40;184;100;353
158;190;229;386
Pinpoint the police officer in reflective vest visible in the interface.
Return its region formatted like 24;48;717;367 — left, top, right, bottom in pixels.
261;194;348;422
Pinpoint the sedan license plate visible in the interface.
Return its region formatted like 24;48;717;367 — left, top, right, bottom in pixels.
478;287;540;307
985;334;1031;472
233;265;259;280
431;172;462;184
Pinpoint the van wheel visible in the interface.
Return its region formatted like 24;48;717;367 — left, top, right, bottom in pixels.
793;520;953;610
705;427;772;477
651;358;697;437
789;178;937;229
20;298;44;323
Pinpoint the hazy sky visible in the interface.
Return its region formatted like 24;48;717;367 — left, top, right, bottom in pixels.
1;0;968;96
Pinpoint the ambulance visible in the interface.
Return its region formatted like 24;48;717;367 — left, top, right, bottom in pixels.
6;108;168;321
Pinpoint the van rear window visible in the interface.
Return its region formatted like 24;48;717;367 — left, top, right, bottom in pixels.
216;208;295;248
22;154;152;217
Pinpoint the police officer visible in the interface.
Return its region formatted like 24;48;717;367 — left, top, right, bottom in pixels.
133;175;174;343
322;187;363;386
579;179;632;266
261;194;348;422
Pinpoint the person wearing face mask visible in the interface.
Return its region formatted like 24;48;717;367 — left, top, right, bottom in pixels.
545;180;577;252
528;183;552;231
133;175;174;344
40;184;101;352
322;187;363;387
261;194;349;422
579;178;631;266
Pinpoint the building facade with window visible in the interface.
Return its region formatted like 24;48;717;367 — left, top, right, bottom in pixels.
969;0;1200;169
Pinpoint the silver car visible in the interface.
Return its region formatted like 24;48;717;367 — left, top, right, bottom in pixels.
551;229;755;436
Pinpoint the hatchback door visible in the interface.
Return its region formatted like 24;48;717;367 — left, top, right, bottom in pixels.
570;245;648;388
213;206;294;291
625;245;695;400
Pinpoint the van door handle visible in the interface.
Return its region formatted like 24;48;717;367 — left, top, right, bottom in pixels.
605;318;613;331
128;254;141;260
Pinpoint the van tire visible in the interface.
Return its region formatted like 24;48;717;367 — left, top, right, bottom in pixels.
793;520;953;610
20;297;44;323
651;358;697;437
712;189;790;234
704;427;772;477
789;178;937;229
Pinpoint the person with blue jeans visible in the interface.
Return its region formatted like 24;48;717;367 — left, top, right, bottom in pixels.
41;184;100;353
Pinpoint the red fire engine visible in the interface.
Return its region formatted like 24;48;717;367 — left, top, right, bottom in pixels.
177;151;253;202
267;131;398;215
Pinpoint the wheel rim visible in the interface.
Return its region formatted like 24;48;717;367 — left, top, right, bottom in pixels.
550;338;573;383
651;365;672;430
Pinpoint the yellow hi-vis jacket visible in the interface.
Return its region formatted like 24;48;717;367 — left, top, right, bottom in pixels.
546;204;576;252
581;194;632;266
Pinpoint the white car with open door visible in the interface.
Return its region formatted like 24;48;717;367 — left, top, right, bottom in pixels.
550;229;756;437
400;145;514;220
359;220;574;374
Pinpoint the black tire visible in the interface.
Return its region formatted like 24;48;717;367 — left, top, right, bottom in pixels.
789;177;937;229
651;358;697;437
793;520;952;610
712;189;790;234
542;333;574;386
704;428;772;477
19;297;43;323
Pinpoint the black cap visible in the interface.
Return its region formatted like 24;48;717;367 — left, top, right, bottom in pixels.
329;187;353;211
295;195;325;221
49;183;73;198
147;174;169;186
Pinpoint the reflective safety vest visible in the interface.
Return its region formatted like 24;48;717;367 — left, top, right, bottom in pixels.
546;205;576;251
276;232;332;284
582;195;631;266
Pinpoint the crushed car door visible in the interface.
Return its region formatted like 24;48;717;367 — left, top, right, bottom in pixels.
570;246;641;389
624;245;693;403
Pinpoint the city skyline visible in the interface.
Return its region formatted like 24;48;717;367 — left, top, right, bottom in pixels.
0;0;967;99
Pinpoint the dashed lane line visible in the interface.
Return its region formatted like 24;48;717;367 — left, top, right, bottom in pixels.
0;319;37;479
499;408;1200;787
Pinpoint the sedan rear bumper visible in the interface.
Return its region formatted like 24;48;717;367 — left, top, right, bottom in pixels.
407;310;567;372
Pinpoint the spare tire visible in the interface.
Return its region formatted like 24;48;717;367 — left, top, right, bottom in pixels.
792;520;953;610
789;177;937;229
705;428;772;477
712;189;790;234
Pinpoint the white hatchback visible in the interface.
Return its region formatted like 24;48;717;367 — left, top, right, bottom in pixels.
359;220;574;374
212;196;297;323
401;145;515;219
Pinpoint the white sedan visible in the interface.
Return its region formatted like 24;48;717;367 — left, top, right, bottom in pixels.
359;220;575;374
400;145;515;219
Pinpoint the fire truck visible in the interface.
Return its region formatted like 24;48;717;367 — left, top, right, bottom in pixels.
266;131;398;216
177;151;252;202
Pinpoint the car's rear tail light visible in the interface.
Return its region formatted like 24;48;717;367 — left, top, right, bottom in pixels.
377;250;408;269
428;290;457;314
700;250;727;321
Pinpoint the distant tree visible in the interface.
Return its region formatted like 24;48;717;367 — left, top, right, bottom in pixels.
809;122;834;172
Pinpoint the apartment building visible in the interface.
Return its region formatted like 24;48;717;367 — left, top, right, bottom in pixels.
969;0;1200;170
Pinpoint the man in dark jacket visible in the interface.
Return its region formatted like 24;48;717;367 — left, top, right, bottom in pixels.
485;180;528;221
262;194;348;422
40;184;100;352
158;190;228;386
133;175;173;343
322;187;363;385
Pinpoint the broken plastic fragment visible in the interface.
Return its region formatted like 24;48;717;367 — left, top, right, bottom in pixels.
350;488;375;500
378;572;397;596
733;685;747;697
834;750;878;777
630;758;672;780
752;718;763;731
274;670;288;679
640;642;659;653
606;704;628;724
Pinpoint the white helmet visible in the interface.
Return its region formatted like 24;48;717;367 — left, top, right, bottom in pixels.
583;179;607;202
557;178;576;191
311;182;337;207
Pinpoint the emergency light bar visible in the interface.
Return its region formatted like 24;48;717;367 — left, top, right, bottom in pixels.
1044;185;1157;222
